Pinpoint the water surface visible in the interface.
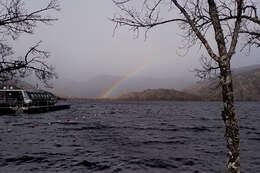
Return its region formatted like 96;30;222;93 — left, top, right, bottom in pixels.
0;101;259;173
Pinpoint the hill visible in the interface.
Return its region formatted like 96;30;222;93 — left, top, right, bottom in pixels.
117;88;202;101
185;66;260;101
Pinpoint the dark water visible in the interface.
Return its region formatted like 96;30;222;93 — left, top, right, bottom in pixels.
0;101;259;173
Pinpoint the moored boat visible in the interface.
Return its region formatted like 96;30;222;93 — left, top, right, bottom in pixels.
0;87;70;114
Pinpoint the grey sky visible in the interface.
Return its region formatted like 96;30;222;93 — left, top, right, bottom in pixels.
13;0;260;85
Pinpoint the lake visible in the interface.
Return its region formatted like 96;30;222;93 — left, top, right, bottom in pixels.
0;101;259;173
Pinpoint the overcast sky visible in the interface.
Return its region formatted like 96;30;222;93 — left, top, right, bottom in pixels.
13;0;260;84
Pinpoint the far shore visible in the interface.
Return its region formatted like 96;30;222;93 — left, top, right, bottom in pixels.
58;97;260;102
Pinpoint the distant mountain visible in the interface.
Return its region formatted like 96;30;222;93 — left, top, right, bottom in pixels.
53;75;195;98
53;64;260;100
54;75;121;98
185;65;260;101
232;64;260;74
117;88;202;101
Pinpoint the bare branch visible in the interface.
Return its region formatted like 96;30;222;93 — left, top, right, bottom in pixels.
0;0;59;86
0;0;59;39
171;0;219;61
227;0;243;58
194;55;220;79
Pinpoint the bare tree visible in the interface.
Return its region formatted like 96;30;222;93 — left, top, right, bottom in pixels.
111;0;260;172
0;0;60;86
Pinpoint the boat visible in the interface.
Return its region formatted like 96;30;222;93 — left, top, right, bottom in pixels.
0;87;70;114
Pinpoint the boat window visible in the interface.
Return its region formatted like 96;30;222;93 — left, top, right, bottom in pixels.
0;91;4;98
0;91;5;101
23;91;30;99
6;91;23;101
27;92;31;98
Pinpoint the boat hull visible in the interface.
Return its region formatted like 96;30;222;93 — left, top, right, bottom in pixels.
0;104;70;115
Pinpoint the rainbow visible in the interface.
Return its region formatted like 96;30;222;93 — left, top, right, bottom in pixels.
99;59;154;98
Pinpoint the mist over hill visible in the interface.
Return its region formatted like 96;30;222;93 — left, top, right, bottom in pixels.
117;88;201;101
232;64;260;74
53;75;196;98
47;64;260;100
53;75;120;98
114;64;260;101
184;65;260;101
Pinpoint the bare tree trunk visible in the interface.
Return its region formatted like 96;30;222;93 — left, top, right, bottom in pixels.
219;60;240;173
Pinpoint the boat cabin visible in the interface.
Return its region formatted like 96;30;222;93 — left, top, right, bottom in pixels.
0;88;57;107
